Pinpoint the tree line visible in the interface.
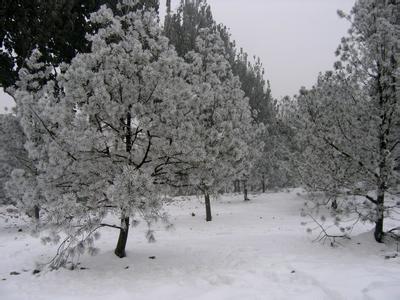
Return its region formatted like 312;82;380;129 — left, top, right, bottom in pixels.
0;0;398;268
0;0;277;268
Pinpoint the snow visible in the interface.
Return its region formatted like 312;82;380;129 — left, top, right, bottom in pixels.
1;189;399;300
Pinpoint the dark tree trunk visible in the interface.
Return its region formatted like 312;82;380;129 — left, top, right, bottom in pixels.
331;199;337;210
114;217;130;258
243;180;249;201
34;205;40;220
205;193;212;222
236;180;241;193
244;187;249;201
233;180;238;193
374;190;385;243
262;174;266;193
114;109;132;258
373;44;393;243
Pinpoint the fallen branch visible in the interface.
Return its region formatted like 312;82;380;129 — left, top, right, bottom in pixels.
307;213;350;247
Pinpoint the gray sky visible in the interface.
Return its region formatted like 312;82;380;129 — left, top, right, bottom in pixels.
0;0;355;113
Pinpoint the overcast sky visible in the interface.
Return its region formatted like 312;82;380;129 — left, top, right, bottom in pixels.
0;0;355;113
197;0;355;98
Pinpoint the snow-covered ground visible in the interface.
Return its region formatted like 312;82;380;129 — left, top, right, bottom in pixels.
1;189;399;300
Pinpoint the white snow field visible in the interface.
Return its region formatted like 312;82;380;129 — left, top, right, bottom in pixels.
1;189;399;300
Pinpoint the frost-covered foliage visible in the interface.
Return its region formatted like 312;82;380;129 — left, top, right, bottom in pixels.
165;0;277;193
0;114;31;206
183;29;262;220
9;0;263;266
295;0;400;243
11;3;195;267
5;48;55;219
233;52;284;192
164;0;214;57
256;100;297;191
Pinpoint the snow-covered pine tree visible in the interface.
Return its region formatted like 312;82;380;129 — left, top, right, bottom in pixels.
254;95;297;192
11;2;194;267
4;49;56;220
0;114;32;209
232;50;279;192
164;0;214;57
295;0;400;243
165;0;271;195
184;29;262;221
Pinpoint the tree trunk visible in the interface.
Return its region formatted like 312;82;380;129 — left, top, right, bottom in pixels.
374;189;385;243
243;180;249;201
34;205;40;220
234;180;240;193
114;217;130;258
262;174;266;193
331;199;338;210
205;193;212;222
114;109;132;258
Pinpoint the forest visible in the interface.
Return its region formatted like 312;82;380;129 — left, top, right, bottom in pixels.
0;0;399;299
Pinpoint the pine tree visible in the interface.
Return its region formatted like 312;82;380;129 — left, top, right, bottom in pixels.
164;0;214;57
184;29;261;220
11;3;193;267
295;0;400;243
3;49;56;220
164;0;275;193
0;114;32;208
